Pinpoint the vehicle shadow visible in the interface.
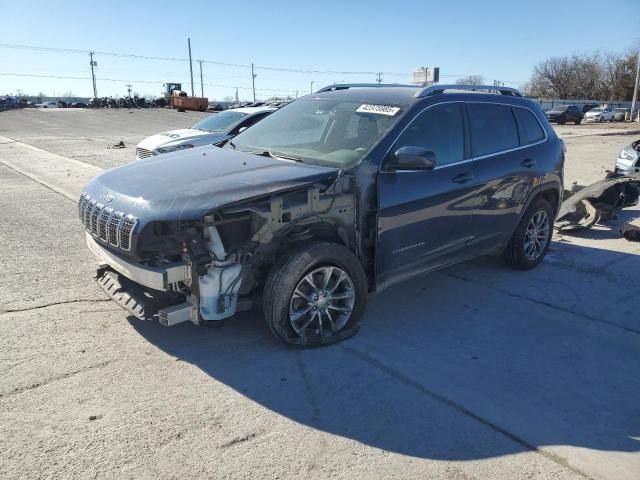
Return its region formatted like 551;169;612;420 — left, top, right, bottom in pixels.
129;240;640;466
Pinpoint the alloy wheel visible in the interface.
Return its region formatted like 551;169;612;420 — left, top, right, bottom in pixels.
524;210;550;260
289;266;355;338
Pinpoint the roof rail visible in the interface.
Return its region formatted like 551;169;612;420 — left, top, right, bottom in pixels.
316;83;418;93
416;84;522;98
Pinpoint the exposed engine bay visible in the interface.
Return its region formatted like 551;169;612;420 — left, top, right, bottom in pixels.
92;174;357;327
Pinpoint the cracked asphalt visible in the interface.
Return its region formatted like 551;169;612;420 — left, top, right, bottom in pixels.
0;108;639;480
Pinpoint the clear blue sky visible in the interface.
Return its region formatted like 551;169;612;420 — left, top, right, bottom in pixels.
1;0;638;100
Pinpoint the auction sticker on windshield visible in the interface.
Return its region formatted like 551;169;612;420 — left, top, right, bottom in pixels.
356;104;401;116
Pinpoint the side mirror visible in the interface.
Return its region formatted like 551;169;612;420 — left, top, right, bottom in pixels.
390;146;437;171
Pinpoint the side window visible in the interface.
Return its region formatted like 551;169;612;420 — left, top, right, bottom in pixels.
234;112;269;133
513;107;545;145
467;103;519;156
391;103;464;167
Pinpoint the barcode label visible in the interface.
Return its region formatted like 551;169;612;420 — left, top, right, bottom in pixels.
355;104;401;116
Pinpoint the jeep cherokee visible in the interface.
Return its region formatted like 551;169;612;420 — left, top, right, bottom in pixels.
79;83;563;346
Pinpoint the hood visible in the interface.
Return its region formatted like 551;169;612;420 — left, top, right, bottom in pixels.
83;146;339;224
546;110;563;115
137;128;228;152
585;110;603;117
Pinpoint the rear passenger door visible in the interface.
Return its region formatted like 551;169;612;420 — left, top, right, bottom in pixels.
466;103;544;255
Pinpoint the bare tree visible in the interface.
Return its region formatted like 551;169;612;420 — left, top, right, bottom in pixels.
528;50;639;100
456;75;485;85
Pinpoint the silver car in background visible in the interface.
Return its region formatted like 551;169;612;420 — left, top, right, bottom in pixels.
615;139;640;175
135;106;276;159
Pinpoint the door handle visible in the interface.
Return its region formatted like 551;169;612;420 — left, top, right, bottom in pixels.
452;173;474;184
521;158;536;168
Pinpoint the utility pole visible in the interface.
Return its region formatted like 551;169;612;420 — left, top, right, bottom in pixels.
251;63;257;102
188;38;195;97
310;81;314;93
631;50;640;122
295;90;298;99
199;60;204;98
89;52;98;98
235;87;239;103
376;72;383;84
125;84;132;97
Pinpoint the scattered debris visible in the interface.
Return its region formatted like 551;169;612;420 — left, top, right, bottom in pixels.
555;175;640;231
621;223;640;242
108;140;126;149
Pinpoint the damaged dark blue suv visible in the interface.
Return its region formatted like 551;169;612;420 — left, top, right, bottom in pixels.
80;84;564;346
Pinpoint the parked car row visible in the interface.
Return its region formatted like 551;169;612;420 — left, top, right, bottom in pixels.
545;104;630;125
81;83;565;346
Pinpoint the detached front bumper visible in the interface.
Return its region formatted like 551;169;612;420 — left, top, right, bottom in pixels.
86;233;189;291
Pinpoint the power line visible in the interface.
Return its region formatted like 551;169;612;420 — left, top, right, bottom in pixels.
0;72;299;93
0;43;413;77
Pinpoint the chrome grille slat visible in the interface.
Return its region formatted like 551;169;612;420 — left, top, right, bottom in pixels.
119;215;138;251
136;147;156;159
85;199;97;227
78;193;88;223
98;207;112;241
91;203;104;235
78;192;138;252
108;212;124;247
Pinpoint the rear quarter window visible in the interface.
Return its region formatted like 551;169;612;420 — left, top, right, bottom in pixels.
513;107;546;145
467;103;519;157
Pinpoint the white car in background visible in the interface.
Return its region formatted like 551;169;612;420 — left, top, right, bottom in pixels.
583;106;614;123
35;101;59;108
135;106;276;159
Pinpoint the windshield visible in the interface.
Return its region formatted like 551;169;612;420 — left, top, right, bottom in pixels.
192;111;246;132
229;97;402;167
589;107;604;113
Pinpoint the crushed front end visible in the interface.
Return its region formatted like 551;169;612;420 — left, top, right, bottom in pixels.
78;172;355;327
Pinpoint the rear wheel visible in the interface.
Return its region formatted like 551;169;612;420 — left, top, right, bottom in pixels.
505;198;554;270
263;242;368;346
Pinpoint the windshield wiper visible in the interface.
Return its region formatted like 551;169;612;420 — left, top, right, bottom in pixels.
252;150;303;162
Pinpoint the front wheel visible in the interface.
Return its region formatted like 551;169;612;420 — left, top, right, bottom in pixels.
263;242;368;346
505;198;554;270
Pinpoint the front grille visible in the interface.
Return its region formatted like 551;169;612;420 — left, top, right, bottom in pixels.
136;147;156;159
78;192;138;251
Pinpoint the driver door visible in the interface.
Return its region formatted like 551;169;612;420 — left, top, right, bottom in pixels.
376;102;477;284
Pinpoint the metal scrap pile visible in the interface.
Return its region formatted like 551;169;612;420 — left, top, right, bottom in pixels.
555;174;640;239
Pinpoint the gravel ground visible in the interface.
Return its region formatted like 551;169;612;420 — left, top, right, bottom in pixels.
0;109;639;480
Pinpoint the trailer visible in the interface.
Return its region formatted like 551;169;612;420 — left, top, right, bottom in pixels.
170;95;208;112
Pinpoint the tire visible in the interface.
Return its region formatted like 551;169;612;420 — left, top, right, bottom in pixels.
504;198;554;270
558;118;566;125
263;241;368;346
574;117;582;125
